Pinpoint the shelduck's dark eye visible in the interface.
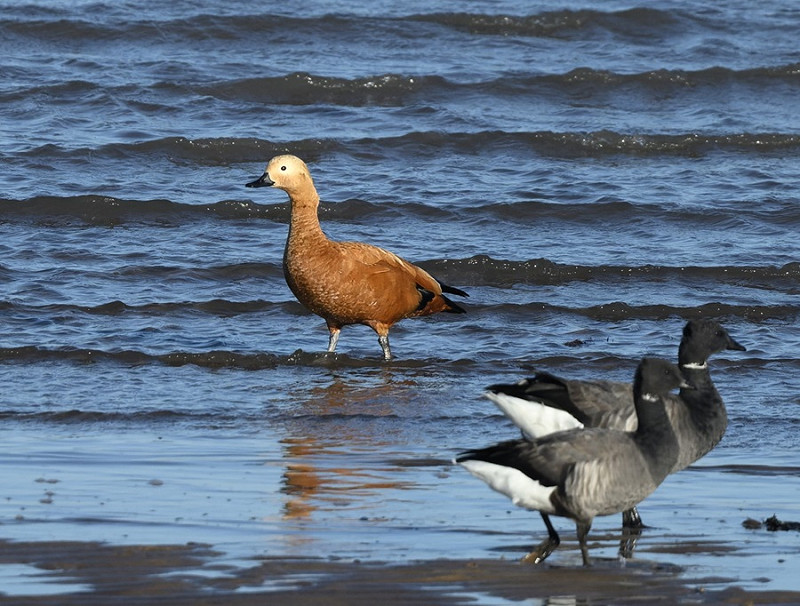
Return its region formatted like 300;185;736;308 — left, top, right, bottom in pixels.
281;165;287;171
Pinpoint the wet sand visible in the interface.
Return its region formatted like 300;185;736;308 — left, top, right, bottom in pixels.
2;538;798;605
1;427;798;603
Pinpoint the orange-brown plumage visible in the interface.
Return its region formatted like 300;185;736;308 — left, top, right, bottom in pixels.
246;154;467;360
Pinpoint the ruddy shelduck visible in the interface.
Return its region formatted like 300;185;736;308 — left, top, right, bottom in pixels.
246;154;467;360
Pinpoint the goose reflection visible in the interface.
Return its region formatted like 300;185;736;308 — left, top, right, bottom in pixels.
277;372;417;521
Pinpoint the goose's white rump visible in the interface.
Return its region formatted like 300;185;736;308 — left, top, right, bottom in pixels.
458;459;557;512
485;391;583;439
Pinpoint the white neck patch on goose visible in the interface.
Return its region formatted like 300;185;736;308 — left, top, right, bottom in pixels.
682;362;708;370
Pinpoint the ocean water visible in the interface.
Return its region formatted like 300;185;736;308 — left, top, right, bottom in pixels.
1;0;799;599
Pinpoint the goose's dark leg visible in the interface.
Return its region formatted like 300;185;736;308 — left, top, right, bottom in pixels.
619;522;643;560
622;506;644;529
522;513;560;564
576;521;593;567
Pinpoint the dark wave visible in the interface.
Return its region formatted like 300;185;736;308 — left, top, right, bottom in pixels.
15;131;800;171
0;195;287;225
0;345;281;370
4;193;799;233
0;345;787;378
194;73;436;107
7;64;800;109
695;464;800;477
410;8;685;38
549;63;800;87
0;346;473;370
0;261;284;285
0;408;201;424
0;408;467;427
18;136;336;166
425;255;800;287
1;13;423;55
198;64;800;106
2;255;797;303
3;298;793;323
471;199;800;229
0;195;435;226
488;301;799;322
0;299;286;317
378;130;800;158
0;72;428;107
1;8;689;44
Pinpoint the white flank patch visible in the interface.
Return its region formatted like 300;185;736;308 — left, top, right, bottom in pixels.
681;362;708;370
485;392;583;439
458;460;556;513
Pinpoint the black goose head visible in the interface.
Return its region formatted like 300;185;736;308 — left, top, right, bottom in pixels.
634;357;693;404
678;320;746;367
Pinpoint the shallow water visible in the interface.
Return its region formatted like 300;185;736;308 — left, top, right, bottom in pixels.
1;0;799;601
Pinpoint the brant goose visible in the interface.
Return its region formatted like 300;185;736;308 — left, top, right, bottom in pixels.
486;320;745;527
457;357;690;566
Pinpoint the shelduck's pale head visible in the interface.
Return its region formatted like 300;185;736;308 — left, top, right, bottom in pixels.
246;154;315;197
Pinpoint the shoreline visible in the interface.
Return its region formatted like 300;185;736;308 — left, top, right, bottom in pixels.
1;538;798;605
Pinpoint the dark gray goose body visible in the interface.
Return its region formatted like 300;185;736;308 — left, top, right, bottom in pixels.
485;320;746;527
457;357;690;566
